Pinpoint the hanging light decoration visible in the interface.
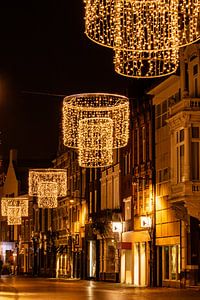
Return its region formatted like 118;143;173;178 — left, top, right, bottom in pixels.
62;93;129;168
78;117;113;168
63;93;129;149
178;0;200;47
114;0;180;78
1;197;29;217
84;0;115;48
84;0;200;78
7;206;22;225
28;169;67;208
37;181;58;208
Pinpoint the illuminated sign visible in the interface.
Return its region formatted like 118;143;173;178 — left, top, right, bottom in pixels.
141;216;152;228
112;222;122;233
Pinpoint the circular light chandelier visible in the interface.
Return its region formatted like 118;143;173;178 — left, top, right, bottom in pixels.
1;197;29;225
28;169;67;208
84;0;200;78
84;0;116;48
62;93;129;168
78;117;113;168
63;93;129;149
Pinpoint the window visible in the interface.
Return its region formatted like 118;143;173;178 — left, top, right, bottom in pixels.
139;127;143;163
191;126;200;180
142;127;146;162
192;142;199;180
192;126;199;138
94;190;97;213
155;100;169;129
158;168;169;183
164;246;169;279
192;62;198;97
124;153;130;175
134;129;138;165
176;129;184;183
195;78;198;97
89;191;92;213
193;64;198;75
163;245;180;281
124;197;131;221
106;240;116;272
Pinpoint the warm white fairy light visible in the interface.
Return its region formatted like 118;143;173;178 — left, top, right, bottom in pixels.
62;93;129;149
84;0;115;48
1;197;28;217
178;0;200;47
84;0;200;78
28;169;67;198
114;0;180;78
37;181;58;208
7;206;22;225
78;117;113;168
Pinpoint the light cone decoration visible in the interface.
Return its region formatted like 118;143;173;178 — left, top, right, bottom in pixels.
28;169;67;208
78;117;113;168
62;93;129;168
84;0;200;78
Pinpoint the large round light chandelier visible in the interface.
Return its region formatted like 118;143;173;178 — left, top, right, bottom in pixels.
1;197;29;225
28;169;67;208
84;0;200;78
62;93;129;168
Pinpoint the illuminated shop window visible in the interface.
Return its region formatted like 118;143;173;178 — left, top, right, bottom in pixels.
163;245;180;281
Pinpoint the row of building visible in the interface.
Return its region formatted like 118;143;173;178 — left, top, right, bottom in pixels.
0;43;200;287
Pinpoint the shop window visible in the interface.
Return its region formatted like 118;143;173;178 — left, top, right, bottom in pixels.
106;240;116;273
87;240;96;277
171;245;177;280
164;246;169;279
163;245;180;281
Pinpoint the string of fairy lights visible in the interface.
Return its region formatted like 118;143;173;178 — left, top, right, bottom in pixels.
1;197;29;225
62;93;130;168
28;169;67;209
84;0;200;78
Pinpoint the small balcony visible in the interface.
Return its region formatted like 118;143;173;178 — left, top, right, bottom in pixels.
169;181;200;220
169;98;200;116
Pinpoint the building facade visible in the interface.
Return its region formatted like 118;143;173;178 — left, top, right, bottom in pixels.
149;42;200;287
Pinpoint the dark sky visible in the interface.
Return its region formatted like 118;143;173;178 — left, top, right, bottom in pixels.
0;1;157;161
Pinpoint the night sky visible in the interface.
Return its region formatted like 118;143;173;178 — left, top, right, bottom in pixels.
0;1;158;161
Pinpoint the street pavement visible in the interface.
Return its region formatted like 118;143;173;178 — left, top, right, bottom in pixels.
0;276;200;300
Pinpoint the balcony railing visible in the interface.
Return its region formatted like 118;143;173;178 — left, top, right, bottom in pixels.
169;98;200;116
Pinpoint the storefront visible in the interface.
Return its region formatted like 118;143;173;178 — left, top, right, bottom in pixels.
121;231;150;286
157;244;180;287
